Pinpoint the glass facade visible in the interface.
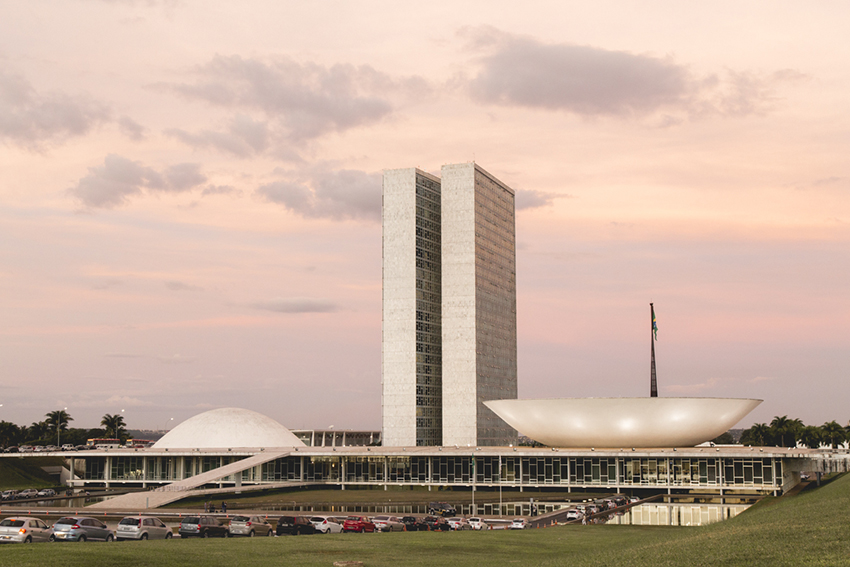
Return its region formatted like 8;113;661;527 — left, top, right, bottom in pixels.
414;173;442;446
79;453;787;493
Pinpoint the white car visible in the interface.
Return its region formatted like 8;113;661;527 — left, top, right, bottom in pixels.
446;517;472;531
37;489;56;498
310;516;343;534
565;509;583;522
468;517;487;530
116;516;173;540
0;517;53;543
509;518;528;530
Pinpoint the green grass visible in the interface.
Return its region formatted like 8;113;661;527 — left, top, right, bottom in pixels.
3;473;850;566
0;456;63;490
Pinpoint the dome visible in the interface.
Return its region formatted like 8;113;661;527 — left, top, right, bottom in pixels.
152;407;306;449
485;397;761;448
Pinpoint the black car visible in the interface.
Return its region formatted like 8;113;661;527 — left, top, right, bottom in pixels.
401;516;428;531
428;501;457;516
276;516;317;536
179;516;228;538
422;516;451;531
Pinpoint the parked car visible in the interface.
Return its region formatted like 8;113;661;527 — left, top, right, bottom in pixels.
428;501;457;516
1;490;19;501
372;515;405;532
37;489;56;498
509;518;528;530
228;515;273;537
116;516;173;540
401;516;428;531
0;517;54;543
3;446;18;453
310;516;343;534
51;516;115;542
276;516;317;536
423;516;451;531
178;516;228;538
468;517;488;530
342;516;376;533
17;489;39;499
61;444;76;451
565;509;583;522
447;517;472;530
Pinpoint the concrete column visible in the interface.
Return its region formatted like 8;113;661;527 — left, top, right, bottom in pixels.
105;455;112;487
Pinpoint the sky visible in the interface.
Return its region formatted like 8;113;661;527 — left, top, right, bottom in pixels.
1;1;848;433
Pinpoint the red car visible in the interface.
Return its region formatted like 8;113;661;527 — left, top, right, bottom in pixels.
342;516;376;533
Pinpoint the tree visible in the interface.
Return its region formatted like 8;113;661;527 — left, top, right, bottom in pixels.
45;409;73;434
770;415;802;448
740;423;772;446
0;421;23;447
821;421;846;449
101;413;127;440
26;421;51;443
799;425;822;449
712;431;735;445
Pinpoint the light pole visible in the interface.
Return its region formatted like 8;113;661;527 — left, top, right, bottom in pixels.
162;417;174;431
57;407;67;448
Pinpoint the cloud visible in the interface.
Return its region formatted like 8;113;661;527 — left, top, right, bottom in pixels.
463;27;804;119
0;70;110;149
165;280;203;291
68;154;207;208
202;184;240;196
118;115;146;141
257;165;381;222
515;189;570;210
166;114;271;157
250;297;340;313
157;354;197;364
158;55;424;142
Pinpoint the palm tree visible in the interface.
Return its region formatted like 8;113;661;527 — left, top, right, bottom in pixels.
799;426;822;449
821;421;846;449
740;422;772;446
27;421;51;443
0;421;22;448
770;415;801;447
45;409;73;434
101;413;127;440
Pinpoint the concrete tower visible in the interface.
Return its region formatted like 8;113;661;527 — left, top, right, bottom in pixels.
381;163;517;447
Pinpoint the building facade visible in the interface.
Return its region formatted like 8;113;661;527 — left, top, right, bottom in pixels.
382;163;517;447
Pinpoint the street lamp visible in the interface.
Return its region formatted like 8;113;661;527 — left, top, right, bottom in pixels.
57;407;67;448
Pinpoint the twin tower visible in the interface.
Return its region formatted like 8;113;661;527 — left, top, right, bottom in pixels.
382;163;518;447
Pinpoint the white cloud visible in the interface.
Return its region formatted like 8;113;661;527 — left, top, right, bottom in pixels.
250;297;340;313
0;70;110;149
68;154;208;208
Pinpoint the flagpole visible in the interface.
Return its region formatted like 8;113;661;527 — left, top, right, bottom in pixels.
650;303;658;397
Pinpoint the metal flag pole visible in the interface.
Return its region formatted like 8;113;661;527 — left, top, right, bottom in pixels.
650;303;658;397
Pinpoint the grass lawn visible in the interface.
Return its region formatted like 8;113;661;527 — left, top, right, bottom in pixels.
0;456;64;490
3;473;848;566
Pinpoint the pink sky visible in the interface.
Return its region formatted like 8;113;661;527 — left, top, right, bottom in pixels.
1;1;848;432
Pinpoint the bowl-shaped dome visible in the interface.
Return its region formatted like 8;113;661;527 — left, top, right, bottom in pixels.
153;407;305;449
485;397;761;448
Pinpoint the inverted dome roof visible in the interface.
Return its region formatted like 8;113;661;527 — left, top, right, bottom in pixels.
153;407;305;449
485;397;761;448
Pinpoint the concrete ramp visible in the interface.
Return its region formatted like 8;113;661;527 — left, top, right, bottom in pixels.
89;450;289;510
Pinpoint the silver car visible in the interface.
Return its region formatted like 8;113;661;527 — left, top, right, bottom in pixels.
228;515;273;537
116;516;173;540
51;516;115;542
0;517;53;543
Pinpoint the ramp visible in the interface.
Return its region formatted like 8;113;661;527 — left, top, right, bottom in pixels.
88;450;290;510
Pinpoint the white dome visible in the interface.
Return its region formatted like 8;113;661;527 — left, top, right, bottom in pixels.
152;407;305;449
